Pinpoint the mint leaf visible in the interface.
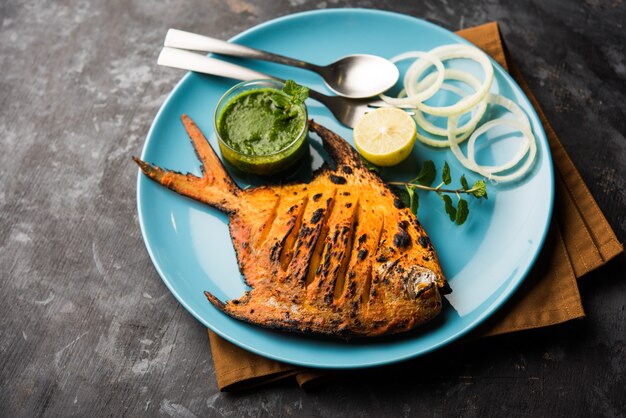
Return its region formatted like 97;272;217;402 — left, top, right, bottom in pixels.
293;87;309;104
388;160;484;226
460;174;469;191
282;80;298;96
455;198;469;225
282;80;309;105
471;179;488;199
360;156;380;172
441;194;456;221
442;161;452;185
411;160;436;186
270;93;290;110
405;185;419;214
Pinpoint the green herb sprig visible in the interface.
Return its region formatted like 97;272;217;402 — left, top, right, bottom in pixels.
270;80;309;117
282;80;309;104
364;159;488;225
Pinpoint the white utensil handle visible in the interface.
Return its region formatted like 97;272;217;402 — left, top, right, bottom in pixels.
157;47;277;81
164;29;317;71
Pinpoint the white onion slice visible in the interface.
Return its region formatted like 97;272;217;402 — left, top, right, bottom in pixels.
378;44;536;183
406;44;495;116
412;69;488;138
415;97;482;148
379;51;445;106
467;119;530;173
447;94;537;182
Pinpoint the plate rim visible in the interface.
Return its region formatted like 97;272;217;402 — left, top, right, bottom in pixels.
136;8;555;369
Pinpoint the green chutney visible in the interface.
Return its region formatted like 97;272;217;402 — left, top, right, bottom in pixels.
216;88;308;175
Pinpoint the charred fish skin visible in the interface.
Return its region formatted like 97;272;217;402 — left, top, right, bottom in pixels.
134;114;449;338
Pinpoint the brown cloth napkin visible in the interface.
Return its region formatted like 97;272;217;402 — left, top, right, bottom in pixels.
207;22;623;391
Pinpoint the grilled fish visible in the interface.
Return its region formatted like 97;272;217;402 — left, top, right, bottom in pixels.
134;115;450;338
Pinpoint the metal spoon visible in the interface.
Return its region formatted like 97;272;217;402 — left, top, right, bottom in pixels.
164;29;399;99
157;47;390;128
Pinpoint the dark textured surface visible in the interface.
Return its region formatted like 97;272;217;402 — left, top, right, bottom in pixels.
1;0;625;416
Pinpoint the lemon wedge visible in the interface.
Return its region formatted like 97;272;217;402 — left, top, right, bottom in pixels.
353;108;417;166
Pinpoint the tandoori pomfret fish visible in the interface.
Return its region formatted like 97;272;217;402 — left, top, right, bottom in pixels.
134;115;450;338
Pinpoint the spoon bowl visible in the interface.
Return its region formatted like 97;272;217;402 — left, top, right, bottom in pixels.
322;54;400;98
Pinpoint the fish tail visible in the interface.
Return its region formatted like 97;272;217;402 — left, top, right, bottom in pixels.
132;115;239;213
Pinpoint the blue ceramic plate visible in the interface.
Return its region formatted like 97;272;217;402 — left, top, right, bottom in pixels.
137;9;553;368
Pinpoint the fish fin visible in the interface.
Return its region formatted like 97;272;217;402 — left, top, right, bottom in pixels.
204;291;226;310
133;116;240;213
309;120;364;169
181;114;239;195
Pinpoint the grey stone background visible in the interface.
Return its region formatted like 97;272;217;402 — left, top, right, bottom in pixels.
1;0;624;416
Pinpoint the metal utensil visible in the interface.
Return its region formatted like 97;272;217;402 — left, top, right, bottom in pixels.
164;29;399;99
157;47;388;128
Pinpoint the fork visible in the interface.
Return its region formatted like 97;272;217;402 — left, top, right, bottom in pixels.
157;47;389;128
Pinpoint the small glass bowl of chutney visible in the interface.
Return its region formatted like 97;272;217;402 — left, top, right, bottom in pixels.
214;79;309;176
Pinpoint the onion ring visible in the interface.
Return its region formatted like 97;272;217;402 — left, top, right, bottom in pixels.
447;94;537;182
412;69;488;140
405;44;494;116
377;44;537;183
379;51;445;106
